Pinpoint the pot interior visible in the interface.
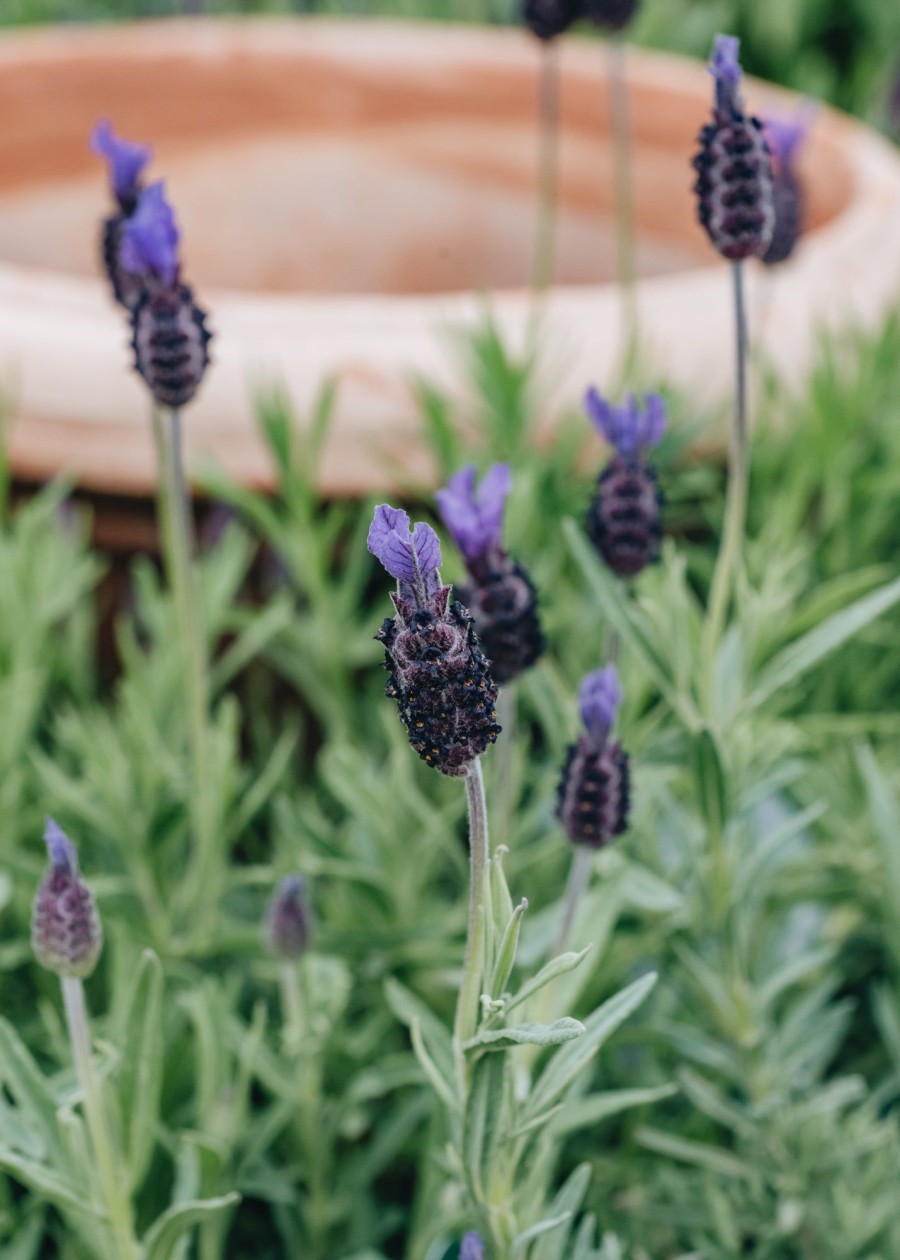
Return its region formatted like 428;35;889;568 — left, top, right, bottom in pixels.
0;22;852;295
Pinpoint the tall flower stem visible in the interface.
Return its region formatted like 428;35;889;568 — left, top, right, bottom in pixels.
609;35;639;378
62;978;140;1260
158;407;214;940
554;846;594;955
703;261;750;686
455;759;491;1052
532;42;561;298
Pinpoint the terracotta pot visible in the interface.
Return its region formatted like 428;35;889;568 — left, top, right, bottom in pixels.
1;17;899;498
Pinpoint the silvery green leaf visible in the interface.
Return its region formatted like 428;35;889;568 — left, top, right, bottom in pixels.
117;949;164;1191
142;1192;241;1260
511;1212;573;1257
637;1126;756;1178
522;973;657;1124
490;897;528;999
550;1083;678;1138
411;1019;457;1112
504;947;592;1015
463;1017;584;1053
0;1147;101;1221
462;1048;505;1199
0;1019;60;1163
384;978;454;1082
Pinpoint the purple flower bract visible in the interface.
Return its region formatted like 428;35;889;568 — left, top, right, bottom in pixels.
120;181;180;288
91;119;152;211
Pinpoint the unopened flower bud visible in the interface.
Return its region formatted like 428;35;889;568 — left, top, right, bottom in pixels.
32;820;103;979
265;875;313;961
436;465;545;685
692;35;775;261
368;505;500;776
557;666;630;847
584;390;665;578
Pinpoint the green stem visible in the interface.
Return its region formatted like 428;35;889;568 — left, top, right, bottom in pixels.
157;407;215;942
531;41;560;298
455;759;491;1052
62;978;140;1260
609;35;639;380
703;261;750;701
554;846;593;956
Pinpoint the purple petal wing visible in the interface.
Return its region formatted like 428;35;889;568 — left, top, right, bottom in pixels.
460;1234;485;1260
710;34;742;114
638;393;667;450
90;119;152;206
579;665;622;744
368;505;442;584
120;182;180;286
44;818;77;875
476;463;511;544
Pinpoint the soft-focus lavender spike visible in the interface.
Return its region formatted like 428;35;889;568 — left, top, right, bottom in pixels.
460;1233;485;1260
265;875;313;961
120;181;180;287
557;667;630;847
90;119;152;211
33;821;103;979
523;0;581;41
579;664;622;746
763;112;810;167
582;0;639;33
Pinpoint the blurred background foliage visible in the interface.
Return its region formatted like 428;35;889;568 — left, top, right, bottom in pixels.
1;0;899;126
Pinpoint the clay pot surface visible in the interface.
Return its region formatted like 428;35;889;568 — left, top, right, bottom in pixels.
1;18;899;495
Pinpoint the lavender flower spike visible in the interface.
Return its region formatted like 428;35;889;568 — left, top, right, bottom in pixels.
584;390;665;460
370;503;499;776
90;119;151;212
557;665;630;848
584;390;665;578
265;875;313;961
120;181;180;288
461;1233;485;1260
436;466;545;684
693;34;775;261
32;820;103;980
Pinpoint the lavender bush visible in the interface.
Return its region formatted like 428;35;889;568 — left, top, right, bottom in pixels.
2;22;900;1260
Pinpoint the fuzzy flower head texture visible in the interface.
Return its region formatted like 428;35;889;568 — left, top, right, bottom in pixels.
557;664;630;848
32;819;103;980
584;389;666;462
435;463;511;573
120;181;181;288
368;504;500;776
90;119;152;211
693;34;775;261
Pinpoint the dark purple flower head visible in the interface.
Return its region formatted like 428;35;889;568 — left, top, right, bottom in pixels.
90;119;152;212
370;504;500;775
523;0;581;41
583;0;639;33
436;464;511;570
461;1234;485;1260
120;181;180;288
368;504;443;606
584;390;666;461
32;819;103;979
693;34;774;261
265;875;313;961
557;668;630;847
579;664;622;747
710;34;742;117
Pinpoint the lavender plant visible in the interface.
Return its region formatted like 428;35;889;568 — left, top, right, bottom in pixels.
760;111;811;266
